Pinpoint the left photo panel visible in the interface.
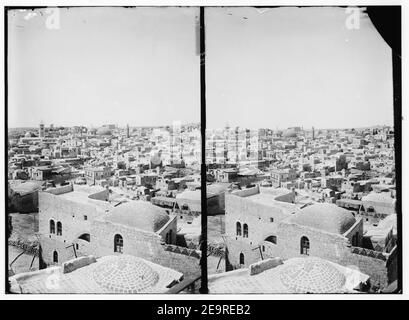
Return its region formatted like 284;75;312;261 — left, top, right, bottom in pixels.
6;7;203;294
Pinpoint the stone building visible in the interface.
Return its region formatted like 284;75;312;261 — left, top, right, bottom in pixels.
84;166;111;185
270;168;297;187
225;186;396;289
361;192;396;219
135;172;158;188
175;189;224;215
38;184;177;269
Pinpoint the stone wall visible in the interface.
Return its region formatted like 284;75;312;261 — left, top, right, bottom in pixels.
157;215;177;244
38;192;106;265
90;220;165;262
338;251;389;289
226;217;391;289
225;193;293;248
343;218;364;247
362;200;395;216
40;235;80;266
39;192;105;241
45;184;74;195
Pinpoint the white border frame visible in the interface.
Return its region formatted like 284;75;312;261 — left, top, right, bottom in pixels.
0;0;407;300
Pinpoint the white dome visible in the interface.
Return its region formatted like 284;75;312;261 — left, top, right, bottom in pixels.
92;255;159;293
279;257;346;293
96;127;112;136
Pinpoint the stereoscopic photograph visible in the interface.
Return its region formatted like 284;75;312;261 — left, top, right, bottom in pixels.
5;5;401;295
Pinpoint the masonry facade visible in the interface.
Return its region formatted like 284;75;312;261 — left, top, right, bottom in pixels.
38;184;177;267
225;188;395;289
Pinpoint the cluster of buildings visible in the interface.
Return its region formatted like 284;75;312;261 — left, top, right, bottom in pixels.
205;125;397;293
8;122;204;293
7;122;398;293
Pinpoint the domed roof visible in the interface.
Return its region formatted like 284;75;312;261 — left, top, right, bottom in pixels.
282;128;297;138
24;132;34;138
150;151;162;165
92;255;159;293
96;126;112;136
290;203;356;234
104;201;170;232
279;257;346;293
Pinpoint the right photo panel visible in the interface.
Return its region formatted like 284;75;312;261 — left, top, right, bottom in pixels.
205;6;399;294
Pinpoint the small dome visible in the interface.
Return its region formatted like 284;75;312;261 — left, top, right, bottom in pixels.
282;128;297;138
92;255;159;293
290;203;356;234
279;257;346;293
96;127;112;136
104;201;169;232
24;132;34;138
150;151;162;165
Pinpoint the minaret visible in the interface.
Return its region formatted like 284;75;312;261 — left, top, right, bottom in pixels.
312;126;315;140
235;126;239;163
39;121;45;138
126;124;130;138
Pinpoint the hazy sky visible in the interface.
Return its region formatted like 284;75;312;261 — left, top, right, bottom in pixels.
8;7;394;130
8;7;200;128
206;7;394;129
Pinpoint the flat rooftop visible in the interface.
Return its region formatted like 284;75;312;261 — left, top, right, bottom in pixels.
245;193;297;214
45;185;116;209
231;186;303;214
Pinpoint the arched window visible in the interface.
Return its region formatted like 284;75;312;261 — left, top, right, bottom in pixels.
56;222;62;236
53;250;58;263
243;224;249;238
78;233;90;242
236;222;242;236
265;235;277;244
114;234;123;253
300;236;310;255
49;220;55;234
239;253;245;265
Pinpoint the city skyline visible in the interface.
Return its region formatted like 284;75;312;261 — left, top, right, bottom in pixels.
8;121;393;131
8;7;394;130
